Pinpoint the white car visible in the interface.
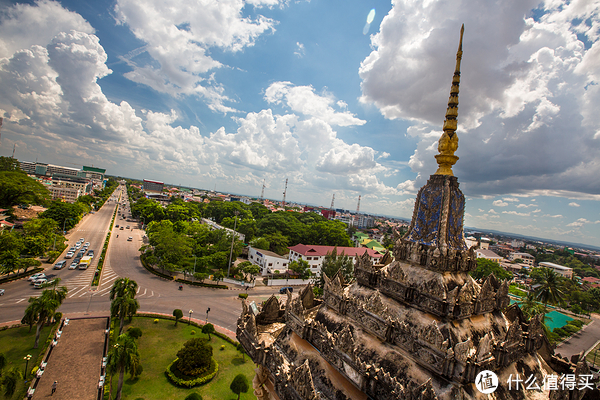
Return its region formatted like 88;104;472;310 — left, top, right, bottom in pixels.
31;278;47;286
0;289;4;296
69;247;76;252
69;261;79;270
84;242;90;247
65;252;74;259
127;236;133;241
28;273;46;281
75;243;81;249
54;261;66;270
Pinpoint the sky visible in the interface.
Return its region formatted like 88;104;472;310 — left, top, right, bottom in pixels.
0;0;599;247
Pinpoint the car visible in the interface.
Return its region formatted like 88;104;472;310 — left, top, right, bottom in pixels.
78;251;85;258
279;287;293;294
65;252;74;259
54;261;66;270
69;247;76;252
69;261;79;270
87;250;94;257
84;242;90;247
126;225;130;229
28;273;45;281
0;289;4;296
31;277;47;285
115;224;119;228
75;242;81;249
79;237;85;242
127;236;133;241
120;226;124;230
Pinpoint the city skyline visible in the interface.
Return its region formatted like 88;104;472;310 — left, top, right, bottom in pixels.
0;0;599;246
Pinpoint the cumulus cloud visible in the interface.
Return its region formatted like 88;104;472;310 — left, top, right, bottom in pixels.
569;202;581;207
113;0;280;112
264;82;366;126
502;210;531;217
359;0;600;199
493;200;509;207
567;218;591;227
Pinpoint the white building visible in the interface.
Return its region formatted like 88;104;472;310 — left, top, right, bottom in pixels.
507;252;535;267
538;262;573;279
248;247;289;276
475;249;503;263
288;244;382;276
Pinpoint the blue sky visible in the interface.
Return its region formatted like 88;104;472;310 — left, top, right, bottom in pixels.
0;0;599;247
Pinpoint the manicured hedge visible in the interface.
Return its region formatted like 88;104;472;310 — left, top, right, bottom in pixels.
174;279;227;289
238;293;248;299
0;267;44;285
165;357;218;388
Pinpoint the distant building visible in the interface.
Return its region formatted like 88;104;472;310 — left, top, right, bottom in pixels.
507;252;535;267
248;247;289;276
288;244;382;276
511;239;525;248
538;261;573;279
49;186;80;203
143;179;164;193
354;215;375;228
475;249;503;263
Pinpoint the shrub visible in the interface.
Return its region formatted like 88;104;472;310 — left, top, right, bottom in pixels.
202;323;215;340
553;327;568;337
191;330;196;335
230;374;250;399
173;309;184;325
185;393;203;400
154;319;159;324
54;312;63;323
567;319;584;328
563;325;580;334
165;358;218;388
127;327;143;339
176;338;213;376
238;293;248;299
220;345;225;351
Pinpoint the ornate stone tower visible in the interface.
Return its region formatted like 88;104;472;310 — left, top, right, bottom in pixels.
236;26;591;400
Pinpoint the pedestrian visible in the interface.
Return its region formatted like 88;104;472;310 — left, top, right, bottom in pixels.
51;381;57;395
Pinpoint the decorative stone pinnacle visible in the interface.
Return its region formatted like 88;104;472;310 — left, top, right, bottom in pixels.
434;24;464;176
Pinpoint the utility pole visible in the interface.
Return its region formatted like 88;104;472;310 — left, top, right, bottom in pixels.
227;211;239;278
282;178;288;208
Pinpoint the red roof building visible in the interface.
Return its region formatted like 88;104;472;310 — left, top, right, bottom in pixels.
288;244;382;276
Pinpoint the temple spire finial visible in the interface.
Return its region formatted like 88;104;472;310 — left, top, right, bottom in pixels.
434;24;464;176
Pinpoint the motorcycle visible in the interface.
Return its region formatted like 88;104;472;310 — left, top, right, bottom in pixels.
178;285;183;290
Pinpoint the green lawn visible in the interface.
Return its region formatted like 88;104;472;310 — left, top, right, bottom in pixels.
106;317;257;400
0;324;55;400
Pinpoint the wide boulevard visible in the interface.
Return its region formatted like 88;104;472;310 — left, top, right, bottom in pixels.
0;185;284;335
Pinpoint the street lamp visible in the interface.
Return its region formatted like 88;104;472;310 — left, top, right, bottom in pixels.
23;354;32;379
188;309;193;325
206;307;210;324
227;211;239;278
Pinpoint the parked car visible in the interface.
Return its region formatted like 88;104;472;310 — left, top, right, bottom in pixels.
127;236;133;241
54;260;66;270
279;287;293;294
29;273;46;281
120;226;124;230
115;225;119;228
126;226;130;229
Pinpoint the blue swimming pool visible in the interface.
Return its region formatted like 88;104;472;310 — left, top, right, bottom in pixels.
509;299;574;330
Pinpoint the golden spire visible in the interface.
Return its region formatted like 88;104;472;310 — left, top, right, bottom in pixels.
434;24;464;176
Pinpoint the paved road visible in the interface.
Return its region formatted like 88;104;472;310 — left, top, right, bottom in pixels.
0;184;290;335
555;314;600;360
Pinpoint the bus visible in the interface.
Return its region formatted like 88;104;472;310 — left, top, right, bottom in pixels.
78;256;93;270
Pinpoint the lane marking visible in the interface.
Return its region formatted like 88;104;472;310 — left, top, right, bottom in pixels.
16;298;26;303
69;286;87;298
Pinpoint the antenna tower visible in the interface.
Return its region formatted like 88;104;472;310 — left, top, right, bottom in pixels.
282;178;288;208
330;193;335;209
260;179;265;201
356;195;361;214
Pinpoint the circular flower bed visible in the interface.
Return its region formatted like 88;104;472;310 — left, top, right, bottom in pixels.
165;357;218;388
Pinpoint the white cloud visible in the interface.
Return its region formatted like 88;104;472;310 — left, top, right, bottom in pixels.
493;200;509;207
264;82;366;126
502;211;531;217
567;218;590;227
294;42;305;57
569;202;581;207
489;209;498;214
543;214;563;218
503;197;519;202
516;203;537;208
359;0;600;199
113;0;280;112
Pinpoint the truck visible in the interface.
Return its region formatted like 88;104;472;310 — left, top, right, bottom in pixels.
78;256;93;270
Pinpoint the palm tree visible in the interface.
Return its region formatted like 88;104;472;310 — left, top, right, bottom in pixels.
110;278;138;300
0;363;22;398
110;296;140;335
533;268;567;307
518;292;546;319
106;334;140;400
24;292;59;348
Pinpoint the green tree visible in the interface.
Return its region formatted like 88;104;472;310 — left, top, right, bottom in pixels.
40;201;86;231
230;374;250;400
319;247;354;287
0;171;50;207
107;334;141;400
0;156;21;172
0;353;22;399
470;258;512;281
533;268;567;307
173;309;183;326
213;270;225;283
176;338;213;376
249;237;269;251
202;323;215;340
110;278;140;335
24;291;60;348
126;327;143;339
289;259;311;280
